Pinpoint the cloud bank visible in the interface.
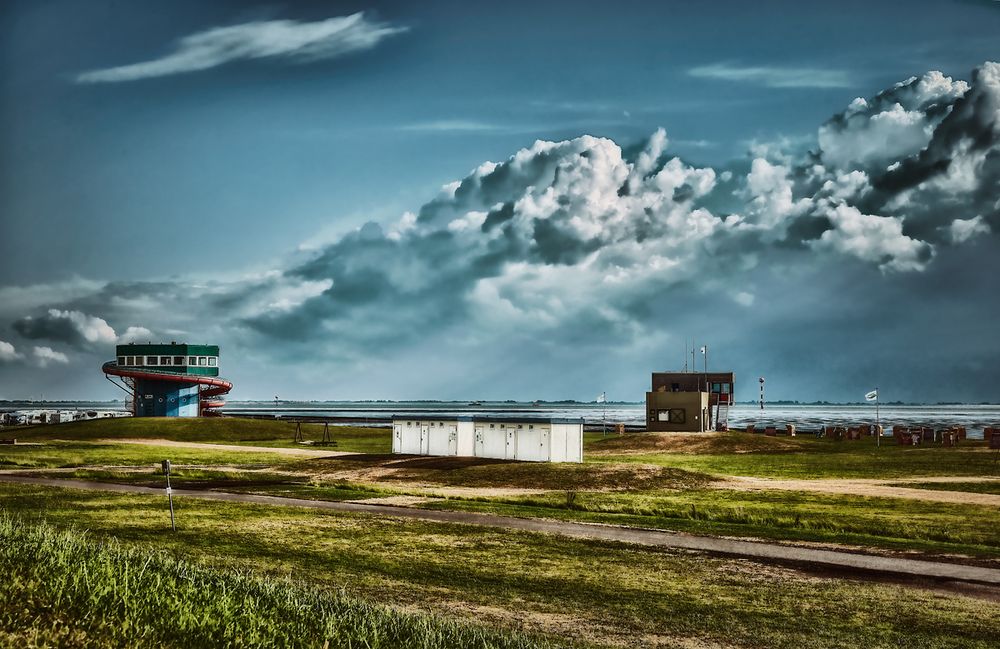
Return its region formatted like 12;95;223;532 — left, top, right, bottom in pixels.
4;62;999;400
76;13;407;83
689;62;853;88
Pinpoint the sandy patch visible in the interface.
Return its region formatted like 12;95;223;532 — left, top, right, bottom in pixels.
346;495;431;507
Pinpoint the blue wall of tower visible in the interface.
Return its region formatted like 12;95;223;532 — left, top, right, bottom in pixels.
135;380;199;417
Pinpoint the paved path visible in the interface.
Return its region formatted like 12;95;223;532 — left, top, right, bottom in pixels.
3;474;1000;586
721;476;1000;507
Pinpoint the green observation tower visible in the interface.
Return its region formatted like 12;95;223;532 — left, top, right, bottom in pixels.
102;343;233;417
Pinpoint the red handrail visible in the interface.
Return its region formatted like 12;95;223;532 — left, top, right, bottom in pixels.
102;361;232;414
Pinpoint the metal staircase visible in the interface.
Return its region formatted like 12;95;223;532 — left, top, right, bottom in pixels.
715;399;730;431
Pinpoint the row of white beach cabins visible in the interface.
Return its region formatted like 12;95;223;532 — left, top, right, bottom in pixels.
1;410;130;426
392;415;584;463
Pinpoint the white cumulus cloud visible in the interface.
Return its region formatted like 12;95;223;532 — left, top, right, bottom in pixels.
0;340;23;363
33;346;69;368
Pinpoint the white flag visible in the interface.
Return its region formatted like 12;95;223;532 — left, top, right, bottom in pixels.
596;392;606;403
865;389;878;401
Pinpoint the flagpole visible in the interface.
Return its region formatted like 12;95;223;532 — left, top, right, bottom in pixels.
601;392;607;437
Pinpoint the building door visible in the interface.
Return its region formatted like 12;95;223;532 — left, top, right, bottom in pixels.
393;425;402;453
420;425;430;455
505;425;516;460
448;425;458;455
474;426;485;457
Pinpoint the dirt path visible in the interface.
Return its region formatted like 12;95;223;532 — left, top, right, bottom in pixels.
3;473;1000;586
93;438;355;458
719;476;1000;507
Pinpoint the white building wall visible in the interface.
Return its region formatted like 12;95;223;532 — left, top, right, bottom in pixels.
393;418;582;463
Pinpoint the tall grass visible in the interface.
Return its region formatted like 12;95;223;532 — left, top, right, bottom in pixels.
0;514;564;649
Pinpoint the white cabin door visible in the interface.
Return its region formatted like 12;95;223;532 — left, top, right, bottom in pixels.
474;426;485;457
505;425;516;460
420;425;430;454
393;425;402;453
448;425;458;455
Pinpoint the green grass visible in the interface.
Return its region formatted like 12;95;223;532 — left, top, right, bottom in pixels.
589;431;999;479
420;488;1000;558
1;483;996;649
0;441;298;469
10;417;391;454
0;513;560;649
890;481;1000;495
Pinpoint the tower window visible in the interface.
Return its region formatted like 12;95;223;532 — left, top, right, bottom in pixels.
188;356;196;365
147;356;158;365
208;357;217;367
174;356;184;365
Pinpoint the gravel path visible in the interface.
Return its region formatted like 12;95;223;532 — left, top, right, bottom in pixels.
3;474;1000;586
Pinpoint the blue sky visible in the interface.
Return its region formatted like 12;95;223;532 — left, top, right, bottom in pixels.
1;0;999;402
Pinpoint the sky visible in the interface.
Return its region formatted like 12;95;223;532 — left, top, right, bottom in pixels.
1;0;999;403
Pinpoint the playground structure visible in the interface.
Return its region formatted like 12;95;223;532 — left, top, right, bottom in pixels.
102;343;232;417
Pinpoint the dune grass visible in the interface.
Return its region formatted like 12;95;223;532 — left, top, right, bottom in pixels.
0;513;560;649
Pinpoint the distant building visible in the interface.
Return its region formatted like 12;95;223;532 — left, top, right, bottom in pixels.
391;415;583;462
102;343;233;417
645;371;735;432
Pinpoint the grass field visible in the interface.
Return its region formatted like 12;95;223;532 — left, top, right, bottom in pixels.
1;483;997;649
890;481;1000;495
0;513;558;649
420;488;1000;558
4;417;1000;646
10;417;391;454
588;431;999;479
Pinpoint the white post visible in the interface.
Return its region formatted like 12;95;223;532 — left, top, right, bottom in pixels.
875;388;880;449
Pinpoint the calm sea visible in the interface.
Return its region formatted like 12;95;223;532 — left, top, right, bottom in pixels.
6;401;998;438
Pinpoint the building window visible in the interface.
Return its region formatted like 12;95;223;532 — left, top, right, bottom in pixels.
118;356;126;365
126;356;134;365
199;357;207;366
529;425;534;429
658;409;686;423
147;356;158;365
161;356;172;365
711;383;721;393
208;357;217;367
188;356;197;365
174;356;184;365
722;384;731;394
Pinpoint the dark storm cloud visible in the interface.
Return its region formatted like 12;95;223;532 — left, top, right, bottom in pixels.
13;309;117;348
